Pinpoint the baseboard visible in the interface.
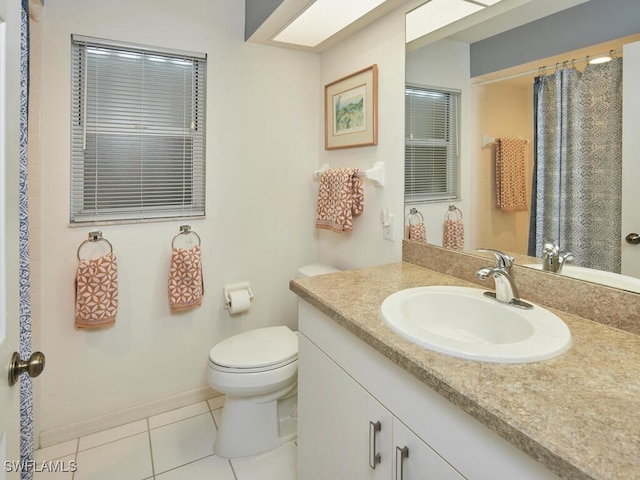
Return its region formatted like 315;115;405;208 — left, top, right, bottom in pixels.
39;386;222;448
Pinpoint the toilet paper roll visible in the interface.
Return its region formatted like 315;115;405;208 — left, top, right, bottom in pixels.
228;289;251;314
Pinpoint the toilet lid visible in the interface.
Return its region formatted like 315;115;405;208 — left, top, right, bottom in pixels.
209;326;298;370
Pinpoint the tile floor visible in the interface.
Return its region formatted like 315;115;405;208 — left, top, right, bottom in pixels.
34;398;297;480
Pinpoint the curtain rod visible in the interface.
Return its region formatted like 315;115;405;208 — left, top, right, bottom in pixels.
472;48;623;87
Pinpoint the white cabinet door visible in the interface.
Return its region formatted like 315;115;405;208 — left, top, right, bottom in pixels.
298;334;393;480
392;419;465;480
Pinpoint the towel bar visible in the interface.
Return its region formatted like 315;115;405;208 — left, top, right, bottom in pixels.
482;135;530;148
314;162;385;187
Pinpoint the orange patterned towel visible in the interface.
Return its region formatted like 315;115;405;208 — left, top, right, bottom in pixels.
408;223;427;243
443;218;465;250
496;138;528;212
168;245;204;311
315;168;364;233
75;252;118;328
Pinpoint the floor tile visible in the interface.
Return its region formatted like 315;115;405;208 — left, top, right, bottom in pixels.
79;420;148;451
35;439;77;462
33;454;76;480
155;455;235;480
150;412;216;474
207;395;225;411
149;401;210;430
231;441;297;480
211;407;223;429
74;432;153;480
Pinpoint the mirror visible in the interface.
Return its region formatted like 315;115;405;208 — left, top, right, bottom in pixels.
405;0;640;293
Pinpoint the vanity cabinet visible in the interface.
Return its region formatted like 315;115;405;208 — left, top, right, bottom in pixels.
297;300;561;480
298;333;463;479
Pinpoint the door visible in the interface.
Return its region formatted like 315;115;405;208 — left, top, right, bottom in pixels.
622;40;640;278
298;334;392;479
392;420;464;480
0;0;24;475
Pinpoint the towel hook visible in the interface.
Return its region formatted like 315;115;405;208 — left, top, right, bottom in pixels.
77;231;114;261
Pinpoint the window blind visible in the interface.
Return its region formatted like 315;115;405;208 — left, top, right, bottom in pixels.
70;36;207;223
405;85;460;204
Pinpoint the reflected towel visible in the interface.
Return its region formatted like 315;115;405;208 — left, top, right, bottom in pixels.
443;219;464;250
168;245;204;311
315;168;364;233
75;252;118;328
496;138;528;212
408;223;427;243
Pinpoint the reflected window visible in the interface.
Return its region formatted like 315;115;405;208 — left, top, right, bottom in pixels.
405;85;460;203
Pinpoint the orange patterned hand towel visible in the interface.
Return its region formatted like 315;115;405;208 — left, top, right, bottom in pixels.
168;245;204;312
408;223;427;243
496;138;528;212
315;168;364;233
75;252;118;328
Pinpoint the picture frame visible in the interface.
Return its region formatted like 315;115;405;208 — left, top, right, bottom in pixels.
324;64;378;150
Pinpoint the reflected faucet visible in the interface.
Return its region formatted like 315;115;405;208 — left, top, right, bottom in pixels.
542;239;574;274
476;249;533;310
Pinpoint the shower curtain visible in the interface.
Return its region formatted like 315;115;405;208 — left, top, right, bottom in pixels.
528;58;623;273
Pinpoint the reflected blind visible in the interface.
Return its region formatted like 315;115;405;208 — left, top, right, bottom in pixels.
71;36;207;223
405;85;460;204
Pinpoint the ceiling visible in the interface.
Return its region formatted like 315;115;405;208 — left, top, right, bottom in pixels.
245;0;588;53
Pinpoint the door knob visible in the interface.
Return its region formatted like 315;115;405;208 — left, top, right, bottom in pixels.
626;233;640;245
8;351;45;386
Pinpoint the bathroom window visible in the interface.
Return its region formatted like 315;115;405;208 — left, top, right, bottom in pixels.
404;84;460;204
70;36;207;223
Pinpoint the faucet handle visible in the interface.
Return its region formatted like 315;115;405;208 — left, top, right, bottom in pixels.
477;248;514;270
542;239;559;255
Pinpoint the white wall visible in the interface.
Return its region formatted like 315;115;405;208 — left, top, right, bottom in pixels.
405;40;472;249
471;82;534;255
316;6;407;270
38;0;320;436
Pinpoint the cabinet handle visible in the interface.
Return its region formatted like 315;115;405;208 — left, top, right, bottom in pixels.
369;420;382;469
395;446;409;480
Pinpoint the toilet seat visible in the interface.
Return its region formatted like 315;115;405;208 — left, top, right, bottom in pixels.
209;326;298;373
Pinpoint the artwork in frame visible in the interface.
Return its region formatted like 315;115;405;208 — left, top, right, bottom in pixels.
325;64;378;150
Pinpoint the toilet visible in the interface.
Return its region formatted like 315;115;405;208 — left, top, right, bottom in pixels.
207;264;339;458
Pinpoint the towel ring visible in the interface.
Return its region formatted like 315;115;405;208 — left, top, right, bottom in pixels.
172;225;202;249
77;231;113;261
445;205;463;221
406;207;424;225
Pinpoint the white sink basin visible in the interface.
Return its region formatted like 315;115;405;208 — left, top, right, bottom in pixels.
524;264;640;294
380;286;571;364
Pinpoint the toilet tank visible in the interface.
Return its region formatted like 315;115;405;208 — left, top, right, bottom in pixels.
296;264;340;278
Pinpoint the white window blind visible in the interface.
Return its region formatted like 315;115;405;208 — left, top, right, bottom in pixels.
70;35;207;223
405;85;460;204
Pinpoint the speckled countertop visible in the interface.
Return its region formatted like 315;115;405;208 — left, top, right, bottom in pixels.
290;262;640;480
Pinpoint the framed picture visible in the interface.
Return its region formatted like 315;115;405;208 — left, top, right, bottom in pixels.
324;64;378;150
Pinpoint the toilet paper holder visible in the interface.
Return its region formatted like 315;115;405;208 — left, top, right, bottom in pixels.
223;282;254;310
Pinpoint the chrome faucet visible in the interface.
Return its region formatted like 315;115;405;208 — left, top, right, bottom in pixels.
476;249;533;309
542;239;574;273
